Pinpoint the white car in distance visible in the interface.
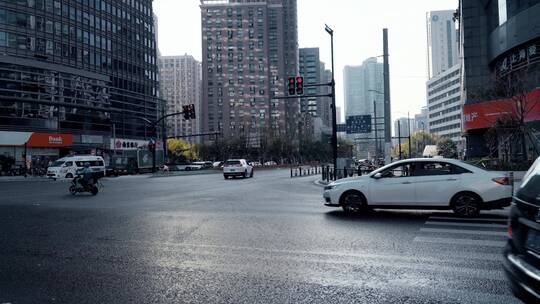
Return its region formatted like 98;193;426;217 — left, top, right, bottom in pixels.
223;159;254;179
323;158;513;217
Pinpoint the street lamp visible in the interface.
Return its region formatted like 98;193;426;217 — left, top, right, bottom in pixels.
325;24;338;174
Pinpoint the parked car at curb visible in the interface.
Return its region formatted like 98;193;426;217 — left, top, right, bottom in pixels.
223;159;253;179
251;161;262;167
503;156;540;303
174;164;203;171
323;158;513;217
192;161;213;169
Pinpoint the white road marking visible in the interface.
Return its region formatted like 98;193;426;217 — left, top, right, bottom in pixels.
425;221;507;229
414;236;506;247
420;227;507;237
429;216;508;223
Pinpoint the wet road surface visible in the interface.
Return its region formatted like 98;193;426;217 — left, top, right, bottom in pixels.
0;169;519;303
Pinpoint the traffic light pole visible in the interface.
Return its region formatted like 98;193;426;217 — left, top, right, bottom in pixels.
135;109;193;173
326;24;338;174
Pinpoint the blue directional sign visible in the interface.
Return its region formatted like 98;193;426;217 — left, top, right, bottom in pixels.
337;124;347;132
345;115;372;134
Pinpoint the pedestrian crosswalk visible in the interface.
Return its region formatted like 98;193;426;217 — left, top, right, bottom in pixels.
414;213;509;248
407;213;516;303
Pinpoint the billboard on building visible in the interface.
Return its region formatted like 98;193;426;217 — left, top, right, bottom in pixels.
463;89;540;130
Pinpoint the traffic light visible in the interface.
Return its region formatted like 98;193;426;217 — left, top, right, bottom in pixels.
288;77;296;96
182;104;196;120
188;104;196;119
295;76;304;95
183;105;190;120
148;140;156;151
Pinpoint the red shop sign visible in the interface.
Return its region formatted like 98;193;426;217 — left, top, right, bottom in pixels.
463;89;540;130
26;133;73;148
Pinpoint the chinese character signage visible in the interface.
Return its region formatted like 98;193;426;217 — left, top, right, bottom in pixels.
346;115;372;134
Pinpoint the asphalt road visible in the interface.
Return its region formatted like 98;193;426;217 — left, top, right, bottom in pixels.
0;169;519;303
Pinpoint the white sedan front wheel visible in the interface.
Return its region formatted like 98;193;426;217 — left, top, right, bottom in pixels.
341;191;366;214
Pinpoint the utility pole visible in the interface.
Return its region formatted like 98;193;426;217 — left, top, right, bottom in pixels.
408;112;412;158
373;100;378;160
398;120;402;159
421;122;426;157
161;99;168;163
383;29;392;164
326;24;338;172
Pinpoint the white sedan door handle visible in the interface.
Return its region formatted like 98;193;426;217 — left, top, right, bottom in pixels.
402;181;412;185
446;178;458;181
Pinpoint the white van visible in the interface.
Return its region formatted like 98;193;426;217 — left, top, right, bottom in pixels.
47;155;106;179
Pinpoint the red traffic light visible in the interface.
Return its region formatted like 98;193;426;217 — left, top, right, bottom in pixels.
296;76;304;95
288;77;296;96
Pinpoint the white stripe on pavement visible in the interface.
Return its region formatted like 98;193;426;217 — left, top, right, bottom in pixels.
420;227;508;237
414;236;506;247
425;221;507;229
429;216;508;223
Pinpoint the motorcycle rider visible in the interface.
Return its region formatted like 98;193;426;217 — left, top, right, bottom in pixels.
78;163;94;189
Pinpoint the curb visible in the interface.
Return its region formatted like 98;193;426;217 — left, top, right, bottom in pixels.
314;179;329;187
150;171;221;178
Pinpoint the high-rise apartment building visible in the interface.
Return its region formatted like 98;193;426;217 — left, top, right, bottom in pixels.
298;47;331;139
427;64;462;143
427;10;458;78
343;58;385;158
200;0;298;146
426;9;463;153
298;48;320;116
159;55;202;141
0;0;159;167
320;65;332;128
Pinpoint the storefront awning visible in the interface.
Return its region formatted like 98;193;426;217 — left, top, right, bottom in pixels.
0;131;73;148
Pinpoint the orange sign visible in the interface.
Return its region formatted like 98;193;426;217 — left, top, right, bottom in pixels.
463;89;540;130
26;133;73;148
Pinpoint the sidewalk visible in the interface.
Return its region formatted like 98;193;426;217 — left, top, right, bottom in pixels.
0;175;53;182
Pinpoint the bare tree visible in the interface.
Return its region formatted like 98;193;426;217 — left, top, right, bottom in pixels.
483;71;539;162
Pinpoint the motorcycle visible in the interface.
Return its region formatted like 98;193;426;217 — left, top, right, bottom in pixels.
69;174;100;196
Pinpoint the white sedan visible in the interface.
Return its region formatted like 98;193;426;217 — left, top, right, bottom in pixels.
223;159;254;179
323;158;513;217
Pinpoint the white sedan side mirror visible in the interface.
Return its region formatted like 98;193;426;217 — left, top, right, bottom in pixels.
373;173;382;179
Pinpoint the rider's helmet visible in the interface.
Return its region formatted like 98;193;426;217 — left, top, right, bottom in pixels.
84;163;90;168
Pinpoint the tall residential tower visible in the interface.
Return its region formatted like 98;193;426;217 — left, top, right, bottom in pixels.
298;47;331;140
200;0;298;146
159;55;202;141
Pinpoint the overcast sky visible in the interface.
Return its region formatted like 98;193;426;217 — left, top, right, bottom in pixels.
153;0;458;121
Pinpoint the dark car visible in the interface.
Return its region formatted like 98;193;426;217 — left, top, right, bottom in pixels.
504;157;540;303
